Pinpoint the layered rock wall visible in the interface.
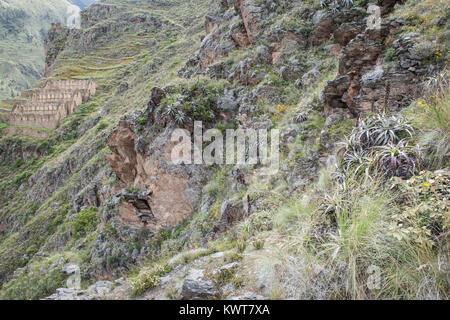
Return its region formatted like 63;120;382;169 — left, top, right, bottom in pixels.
106;120;205;231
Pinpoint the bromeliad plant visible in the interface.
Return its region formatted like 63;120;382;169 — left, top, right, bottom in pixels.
338;113;421;179
374;140;421;179
319;0;354;11
354;113;414;148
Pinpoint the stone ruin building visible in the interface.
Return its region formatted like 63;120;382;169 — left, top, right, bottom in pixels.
1;79;96;137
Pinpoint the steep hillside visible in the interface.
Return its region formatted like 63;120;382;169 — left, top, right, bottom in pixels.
0;0;448;300
0;0;98;100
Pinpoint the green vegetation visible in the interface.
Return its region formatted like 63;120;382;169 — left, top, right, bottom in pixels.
0;0;448;301
0;0;73;99
0;265;66;300
72;207;98;238
385;47;396;62
132;263;173;296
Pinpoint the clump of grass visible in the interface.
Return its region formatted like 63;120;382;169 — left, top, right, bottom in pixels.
270;169;448;299
408;70;449;169
204;169;227;198
132;263;173;296
13;170;32;186
385;47;396;62
181;248;214;264
235;238;247;253
96;120;109;132
72;207;98;238
252;237;265;250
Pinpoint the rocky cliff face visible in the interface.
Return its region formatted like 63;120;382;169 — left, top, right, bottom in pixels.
44;24;72;75
0;0;448;300
106;119;205;231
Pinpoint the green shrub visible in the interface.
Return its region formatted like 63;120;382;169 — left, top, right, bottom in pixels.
338;113;419;179
385;47;396;62
96;120;109;132
138;116;148;125
124;186;141;194
132;263;173;296
205;169;227;198
374;140;420;178
13;170;32;186
37;140;51;153
0;268;66;300
409;74;449;169
252;238;265;250
13;158;24;168
72;207;98;238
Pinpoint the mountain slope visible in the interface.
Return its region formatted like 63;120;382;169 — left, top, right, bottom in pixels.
0;0;448;300
0;0;98;100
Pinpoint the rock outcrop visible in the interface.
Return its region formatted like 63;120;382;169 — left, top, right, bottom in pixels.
320;4;432;117
106;120;206;231
44;23;71;74
181;269;218;300
234;0;263;44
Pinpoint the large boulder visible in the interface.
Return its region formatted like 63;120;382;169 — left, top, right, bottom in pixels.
181;269;218;300
234;0;264;43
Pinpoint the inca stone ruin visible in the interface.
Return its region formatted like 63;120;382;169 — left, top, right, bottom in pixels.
1;79;96;137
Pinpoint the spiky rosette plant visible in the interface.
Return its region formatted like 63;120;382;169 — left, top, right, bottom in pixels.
374;140;421;179
319;0;354;10
355;113;414;148
338;113;419;179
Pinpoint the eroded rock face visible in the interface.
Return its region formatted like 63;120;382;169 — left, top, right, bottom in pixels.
106;120;204;231
312;8;367;47
271;33;300;65
180;0;259;74
234;0;263;44
379;0;406;16
106;121;138;186
81;3;119;29
213;196;250;232
44;23;71;74
321;6;433;117
199;27;241;69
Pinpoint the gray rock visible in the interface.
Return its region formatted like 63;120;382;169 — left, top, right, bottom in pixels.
361;65;384;88
88;280;113;296
200;196;215;214
44;288;87;300
218;262;239;273
116;82;128;94
62;263;79;275
302;68;320;81
325;109;351;126
218;89;238;111
181;269;218;300
217;197;249;228
254;45;270;63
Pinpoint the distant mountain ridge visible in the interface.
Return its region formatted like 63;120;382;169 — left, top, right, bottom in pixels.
69;0;98;9
0;0;98;100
